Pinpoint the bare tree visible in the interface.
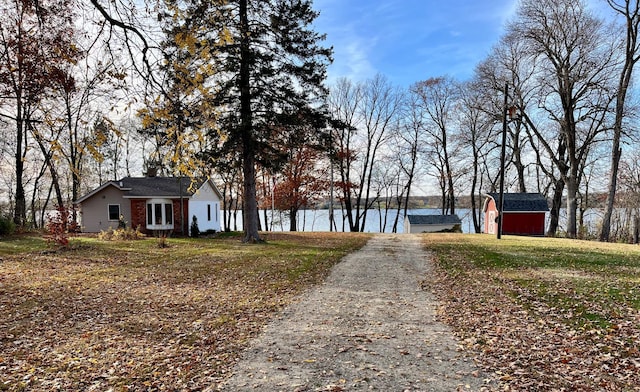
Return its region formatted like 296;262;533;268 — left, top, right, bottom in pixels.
412;77;460;215
354;74;403;231
600;0;640;242
0;0;80;227
458;81;496;233
512;0;618;237
477;35;570;235
87;0;161;87
393;87;427;231
370;146;403;233
476;39;522;192
326;77;362;232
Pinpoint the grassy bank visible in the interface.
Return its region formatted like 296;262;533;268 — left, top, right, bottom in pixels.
424;234;640;391
0;232;370;391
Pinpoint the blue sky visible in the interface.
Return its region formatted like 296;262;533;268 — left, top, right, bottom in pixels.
313;0;519;87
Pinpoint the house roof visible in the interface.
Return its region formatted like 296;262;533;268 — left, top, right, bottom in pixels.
75;176;220;203
406;214;461;225
486;192;549;213
120;177;204;198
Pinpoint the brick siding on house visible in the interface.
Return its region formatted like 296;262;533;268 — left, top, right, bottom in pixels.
173;199;189;234
131;199;147;233
129;199;190;235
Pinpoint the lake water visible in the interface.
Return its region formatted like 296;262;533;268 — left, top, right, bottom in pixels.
225;208;479;233
225;208;607;235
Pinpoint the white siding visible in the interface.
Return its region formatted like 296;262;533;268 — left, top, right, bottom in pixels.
404;216;458;233
189;181;221;234
408;224;457;233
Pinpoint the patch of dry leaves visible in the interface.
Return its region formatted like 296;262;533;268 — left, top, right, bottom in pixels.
424;237;640;391
0;233;369;391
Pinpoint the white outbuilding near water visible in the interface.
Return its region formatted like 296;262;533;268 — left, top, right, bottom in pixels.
403;214;462;233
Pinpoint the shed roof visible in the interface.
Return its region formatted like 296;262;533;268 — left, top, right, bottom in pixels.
486;192;549;213
407;214;461;225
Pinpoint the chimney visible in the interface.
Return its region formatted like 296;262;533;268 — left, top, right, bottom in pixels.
146;166;158;177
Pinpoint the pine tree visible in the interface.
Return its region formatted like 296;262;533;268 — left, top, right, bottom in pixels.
139;0;331;242
209;0;333;242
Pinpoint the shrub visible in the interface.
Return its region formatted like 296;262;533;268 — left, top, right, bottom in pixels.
118;214;127;229
45;205;74;249
156;231;169;248
98;226;144;241
190;215;200;238
0;216;16;236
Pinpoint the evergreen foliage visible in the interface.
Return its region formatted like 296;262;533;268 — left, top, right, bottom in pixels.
0;217;16;236
190;215;200;238
207;0;332;242
138;0;331;242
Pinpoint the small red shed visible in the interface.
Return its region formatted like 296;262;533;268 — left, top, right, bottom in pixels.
483;193;549;236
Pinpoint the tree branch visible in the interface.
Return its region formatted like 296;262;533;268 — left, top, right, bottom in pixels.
88;0;158;86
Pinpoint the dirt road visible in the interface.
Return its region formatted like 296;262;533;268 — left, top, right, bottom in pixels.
216;234;489;391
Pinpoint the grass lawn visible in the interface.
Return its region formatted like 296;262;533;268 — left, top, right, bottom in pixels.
0;232;370;391
424;234;640;391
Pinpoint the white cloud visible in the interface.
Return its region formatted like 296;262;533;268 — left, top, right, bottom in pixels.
338;40;377;81
314;0;520;86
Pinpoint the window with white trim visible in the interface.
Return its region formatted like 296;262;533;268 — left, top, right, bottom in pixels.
146;199;174;229
165;203;173;225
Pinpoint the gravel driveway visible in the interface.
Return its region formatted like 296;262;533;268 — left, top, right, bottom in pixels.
216;234;489;391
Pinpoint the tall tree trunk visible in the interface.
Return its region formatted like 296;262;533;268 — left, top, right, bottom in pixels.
222;187;230;232
31;126;65;212
14;111;27;228
446;166;455;215
402;166;416;221
71;166;81;222
444;136;455;216
392;198;402;233
510;124;528;193
335;152;357;232
565;174;578;238
600;146;621;241
256;206;262;231
338;161;356;231
241;152;260;241
67;98;82;224
633;211;639;244
263;208;269;231
39;181;55;229
470;151;481;233
564;107;579;238
289;207;298;231
547;178;565;236
261;171;269;231
344;192;356;232
239;0;261;242
31;163;49;229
